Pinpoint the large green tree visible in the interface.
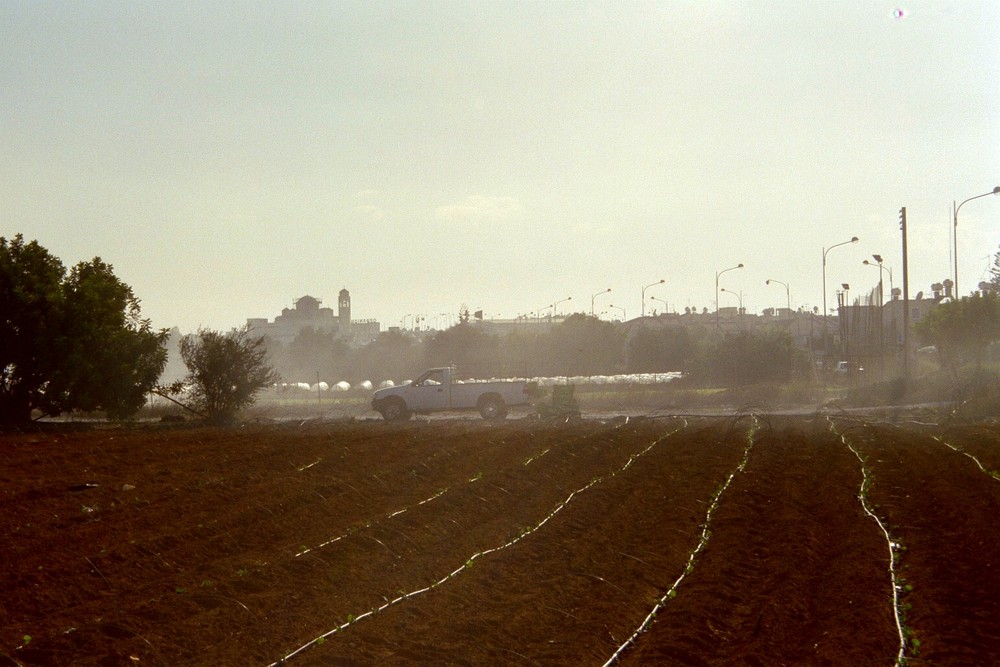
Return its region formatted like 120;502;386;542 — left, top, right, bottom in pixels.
0;235;168;423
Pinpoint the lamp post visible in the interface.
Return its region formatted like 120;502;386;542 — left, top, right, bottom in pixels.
591;288;610;316
649;295;668;315
609;304;626;321
863;256;893;296
715;263;744;329
553;296;572;317
822;236;859;365
721;288;746;329
720;288;743;309
840;284;851;364
862;257;890;377
954;186;1000;296
641;279;665;317
765;279;790;313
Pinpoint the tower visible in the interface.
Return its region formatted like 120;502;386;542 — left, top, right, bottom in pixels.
338;288;351;328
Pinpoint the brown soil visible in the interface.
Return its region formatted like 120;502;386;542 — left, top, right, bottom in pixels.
2;415;1000;666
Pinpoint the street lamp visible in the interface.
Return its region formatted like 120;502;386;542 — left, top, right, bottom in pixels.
609;304;626;321
553;296;572;317
641;279;665;317
839;284;851;363
863;256;894;303
649;295;668;315
720;287;743;310
715;263;744;329
862;257;890;377
591;288;611;316
765;279;790;313
863;256;893;294
954;186;1000;295
822;236;859;363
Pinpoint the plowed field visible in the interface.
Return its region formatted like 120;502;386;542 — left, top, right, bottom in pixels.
3;415;1000;666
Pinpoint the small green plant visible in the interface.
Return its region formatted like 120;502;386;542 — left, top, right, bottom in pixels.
200;579;214;588
175;587;187;594
22;635;32;646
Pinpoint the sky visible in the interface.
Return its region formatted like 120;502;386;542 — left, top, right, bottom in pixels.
3;1;999;333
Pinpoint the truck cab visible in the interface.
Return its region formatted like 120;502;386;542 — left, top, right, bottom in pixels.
371;367;531;421
406;368;453;412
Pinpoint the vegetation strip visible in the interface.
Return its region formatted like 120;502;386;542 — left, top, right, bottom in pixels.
930;435;1000;482
835;421;908;666
601;416;758;666
268;421;688;666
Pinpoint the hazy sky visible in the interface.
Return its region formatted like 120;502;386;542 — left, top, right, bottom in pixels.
4;1;999;333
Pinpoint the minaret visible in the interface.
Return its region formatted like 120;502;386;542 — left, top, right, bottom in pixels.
338;288;351;329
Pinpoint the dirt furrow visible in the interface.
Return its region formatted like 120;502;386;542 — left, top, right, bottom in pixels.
288;420;739;665
860;423;1000;664
621;419;898;665
4;417;1000;667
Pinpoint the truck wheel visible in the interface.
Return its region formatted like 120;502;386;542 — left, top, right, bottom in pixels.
479;396;508;421
380;398;411;422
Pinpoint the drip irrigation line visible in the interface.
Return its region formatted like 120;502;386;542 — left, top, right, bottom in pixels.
602;416;759;667
294;418;636;559
267;421;689;667
832;420;907;667
930;434;1000;482
295;486;448;558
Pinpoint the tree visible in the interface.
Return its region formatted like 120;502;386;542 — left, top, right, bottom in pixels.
0;235;167;424
626;326;696;373
543;314;625;377
915;292;1000;373
692;329;794;386
989;245;1000;291
178;326;279;424
424;321;500;377
273;327;351;383
347;329;422;383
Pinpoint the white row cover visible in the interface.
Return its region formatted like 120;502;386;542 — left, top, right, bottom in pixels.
278;373;682;393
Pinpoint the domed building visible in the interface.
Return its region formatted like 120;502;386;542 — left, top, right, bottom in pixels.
247;290;378;345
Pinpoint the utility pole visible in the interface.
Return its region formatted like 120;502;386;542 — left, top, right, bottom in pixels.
900;207;909;385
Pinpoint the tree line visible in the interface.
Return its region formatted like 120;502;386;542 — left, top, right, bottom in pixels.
8;233;1000;426
263;311;803;388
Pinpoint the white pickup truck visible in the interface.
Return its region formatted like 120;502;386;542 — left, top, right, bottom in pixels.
371;367;534;421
